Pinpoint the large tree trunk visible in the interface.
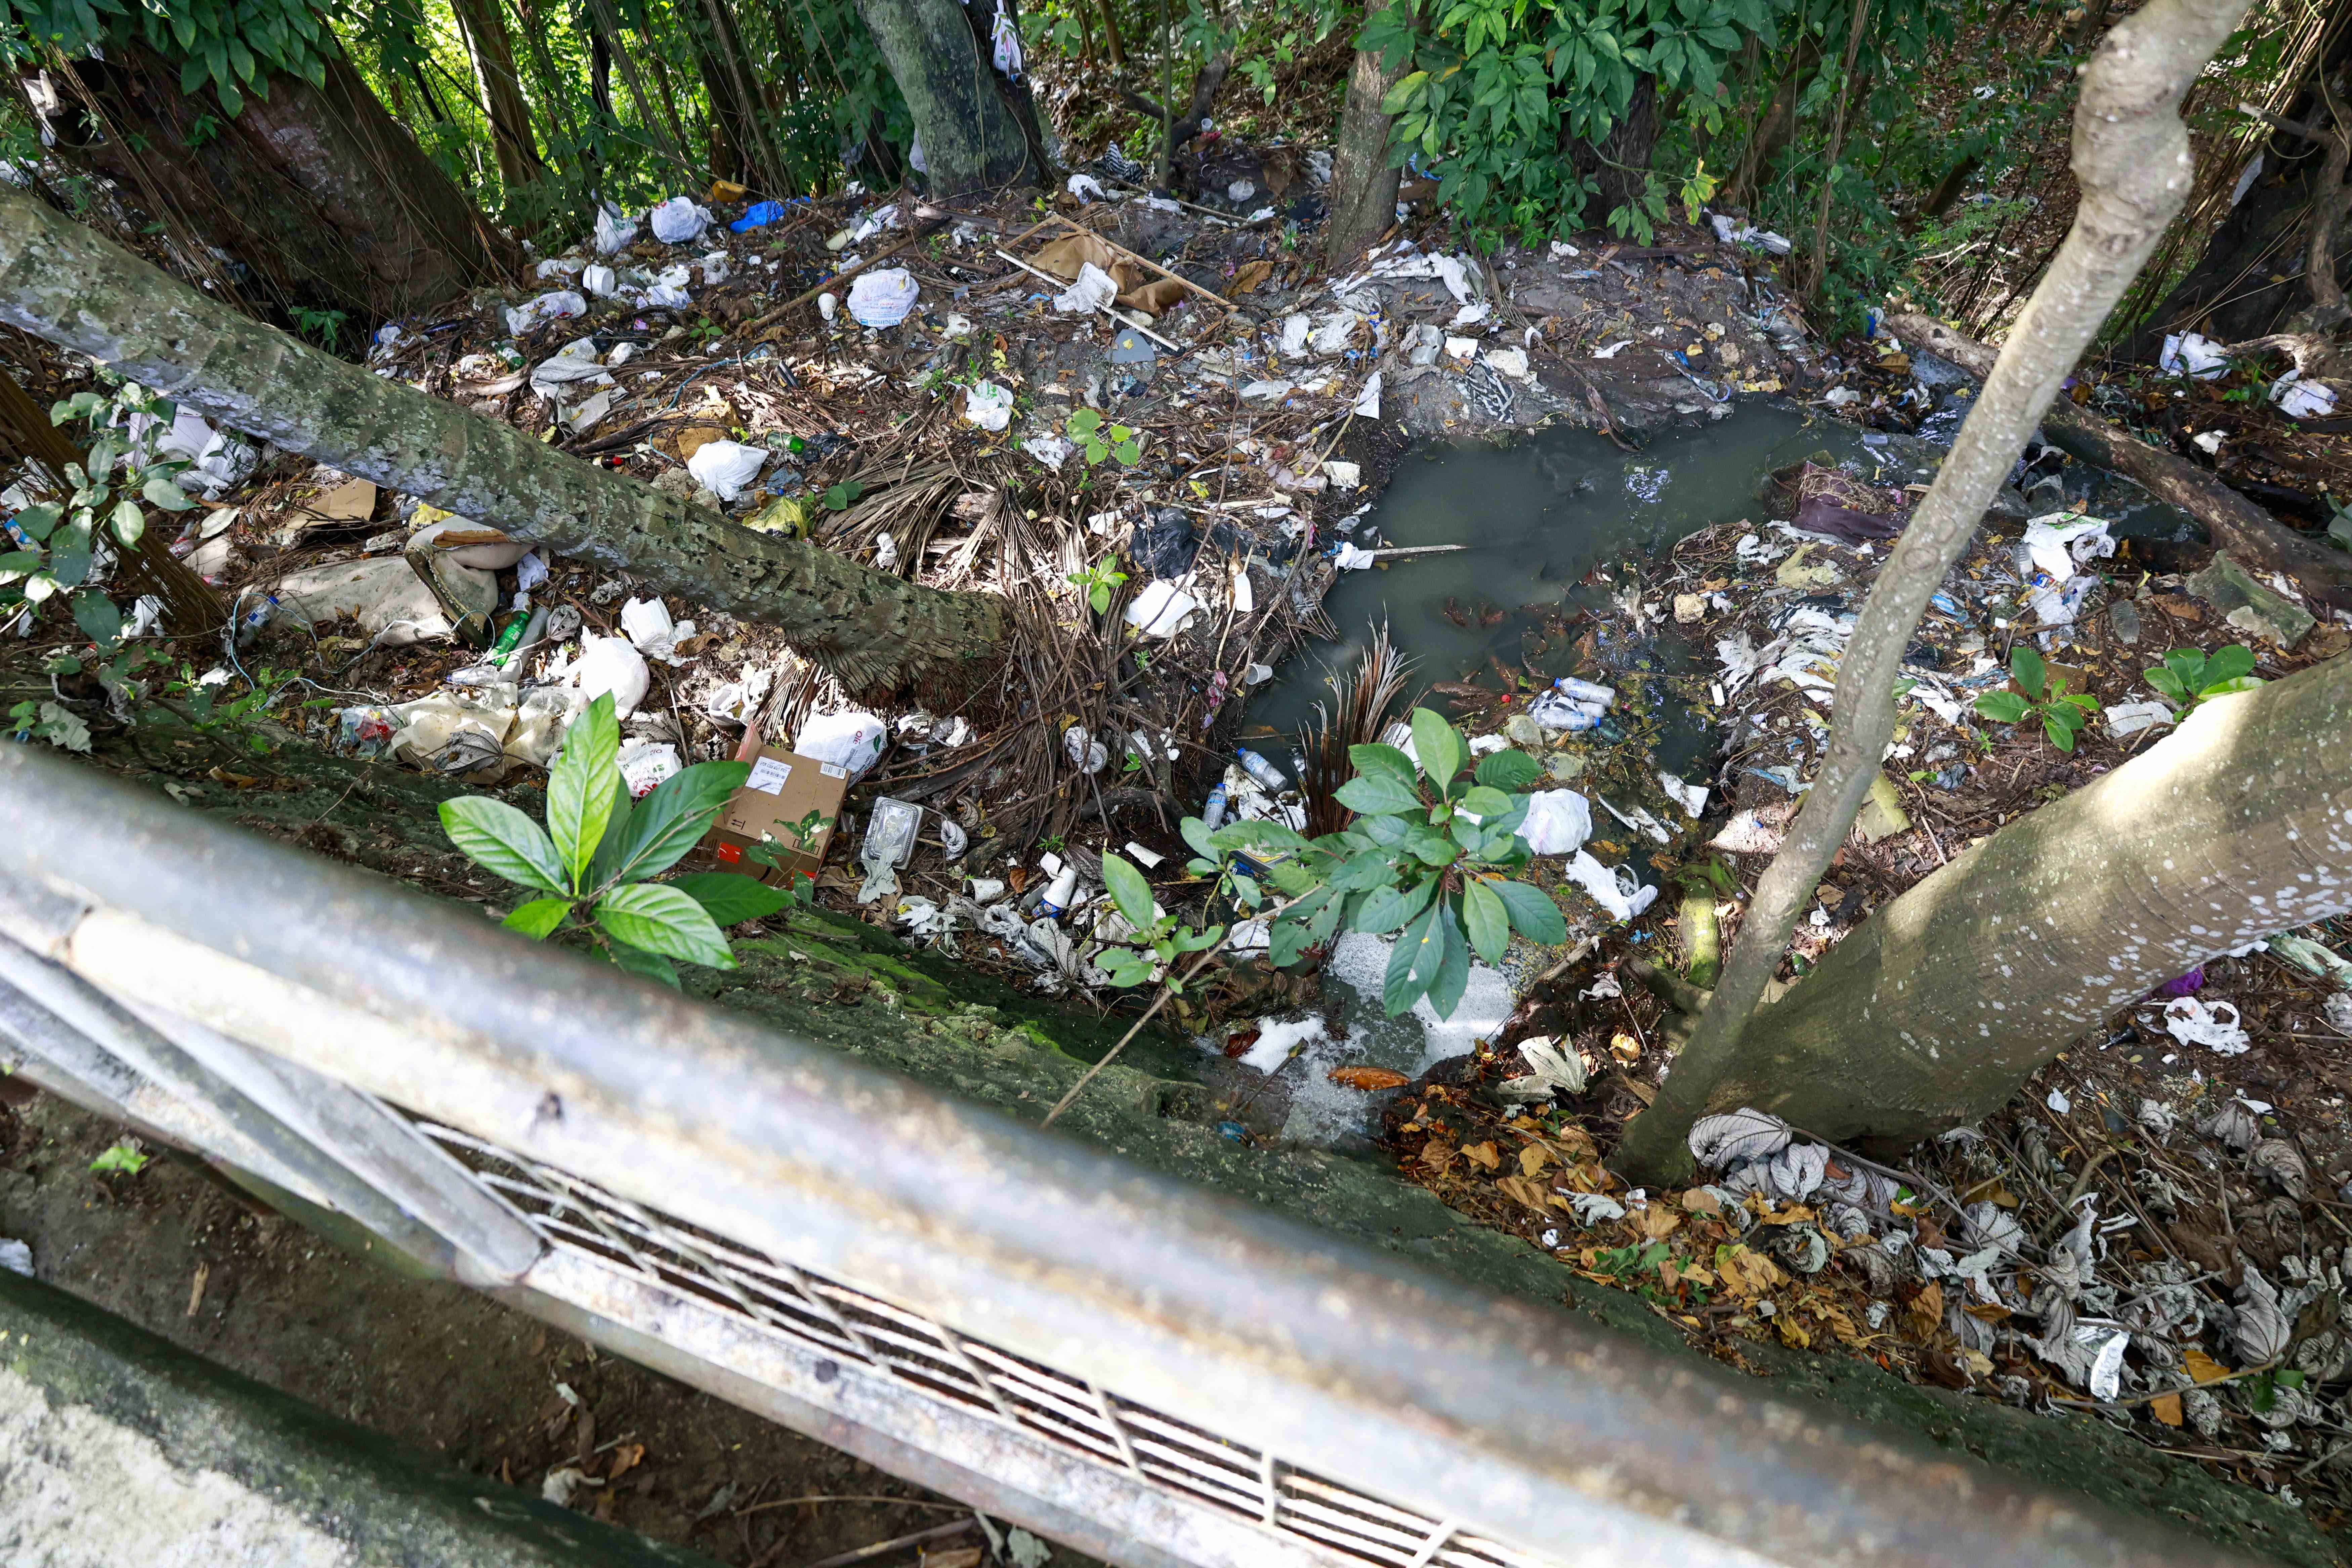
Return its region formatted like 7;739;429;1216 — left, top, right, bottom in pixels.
1724;32;1824;211
1693;655;2352;1150
855;0;1038;194
0;191;1010;695
1615;0;2256;1186
27;47;517;323
1567;76;1660;224
450;0;549;198
1323;0;1405;265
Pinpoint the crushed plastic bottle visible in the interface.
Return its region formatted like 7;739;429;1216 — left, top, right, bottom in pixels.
1551;677;1615;707
856;796;923;904
1235;748;1288;790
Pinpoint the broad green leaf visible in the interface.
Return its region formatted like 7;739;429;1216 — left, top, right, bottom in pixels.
600;760;750;884
1270;920;1311;967
13;502;59;540
1459;785;1513;818
1381;68;1430;114
2198;675;2264;697
1171;922;1224;952
1330;849;1401;890
1492;879;1567;944
585;776;636;888
1403;822;1459;866
1179;814;1219;861
0;550;41;576
1972;691;2028;724
1473;749;1541;791
604;937;681;989
595;881;738;968
1462;876;1510;965
670;871;792;925
109;497;144;546
2201;644;2256;686
439;796;566;892
1356;872;1439;935
71;589;121;648
2008;644;2047;700
2044;714;2077;752
1426;907;1471;1019
1348;741;1419;791
1100;851;1157;932
2143;667;2188;703
501;897;572;938
548;692;620;884
141;474;195;510
1384;898;1450;1016
1410;708;1465;786
1334;772;1423;817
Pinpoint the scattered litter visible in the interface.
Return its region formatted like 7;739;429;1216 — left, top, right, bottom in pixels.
2161;997;2250;1056
965;381;1015;431
648;196;713;244
848;267;920;328
685;439;768;502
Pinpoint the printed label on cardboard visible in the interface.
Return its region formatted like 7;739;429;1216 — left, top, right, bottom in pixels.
747;756;792;795
819;762;848;779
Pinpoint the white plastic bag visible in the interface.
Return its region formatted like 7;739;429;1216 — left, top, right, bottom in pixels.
2159;332;2229;380
1066;172;1106;202
848;266;920;328
581;263;620;297
1566;851;1656;922
1518;790;1592;856
649;196;712;244
620;595;694;663
1053;262;1119;316
1123;580;1198;637
685;439;767;502
964;380;1014;431
505;290;589;336
594;204;639;254
530;336;613;398
796;710;887;778
574;632;649;718
2162;996;2251;1056
617;739;682;798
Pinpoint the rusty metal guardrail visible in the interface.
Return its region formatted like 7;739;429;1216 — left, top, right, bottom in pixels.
0;743;2251;1568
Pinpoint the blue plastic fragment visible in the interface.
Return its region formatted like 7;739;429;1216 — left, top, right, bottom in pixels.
730;200;787;231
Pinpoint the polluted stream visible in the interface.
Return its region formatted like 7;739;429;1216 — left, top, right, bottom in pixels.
1209;401;1926;1150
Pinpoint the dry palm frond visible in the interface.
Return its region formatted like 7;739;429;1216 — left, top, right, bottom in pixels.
1301;623;1415;839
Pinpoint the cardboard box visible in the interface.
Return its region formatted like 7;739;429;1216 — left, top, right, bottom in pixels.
701;744;849;886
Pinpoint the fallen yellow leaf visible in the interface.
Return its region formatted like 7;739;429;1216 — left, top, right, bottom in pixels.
2185;1348;2233;1385
2150;1392;2184;1428
1635;1205;1683;1241
1495;1174;1555;1214
1463;1141;1501;1171
1519;1144;1554;1178
1681;1187;1725;1215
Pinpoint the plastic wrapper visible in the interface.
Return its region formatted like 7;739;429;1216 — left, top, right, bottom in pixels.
684;439;767;502
847;267;920;328
574;632;649;718
648;196;712;244
796;709;886;777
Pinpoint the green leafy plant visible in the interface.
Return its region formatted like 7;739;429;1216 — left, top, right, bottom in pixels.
1066;554;1129;615
88;1141;151;1175
1066;408;1141;468
4;384;198;651
1972;645;2100;752
438;693;789;988
820;479;865;511
2143;644;2261;708
290;304;346;351
7;698;91;751
1094;851;1226;990
161;662;301;753
739;807;835;908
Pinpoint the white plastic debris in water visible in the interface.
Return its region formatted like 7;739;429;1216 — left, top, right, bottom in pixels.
649;196;713;244
1066;172;1106;202
1566;852;1656;922
849;266;920;328
685;439;767;502
797;710;887;778
1590;340;1632;359
1124;580;1199;637
2163;996;2251;1055
964;380;1014;430
617;738;681;798
1822;385;1862;406
1484;346;1531;381
574;632;649;718
1054;262;1119;316
1323;460;1361;490
2273;371;2338;419
2046;1086;2072;1113
1332;542;1376;570
1353;371;1383;418
2159;332;2230;380
1311;308;1364;355
1657;773;1709;817
1239;379;1296;400
1517;789;1592;856
593;203;638;253
2021;510;2117;580
1238;1014;1330;1073
504;290;589;336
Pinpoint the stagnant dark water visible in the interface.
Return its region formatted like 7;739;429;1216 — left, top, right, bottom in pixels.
1244;402;1926;765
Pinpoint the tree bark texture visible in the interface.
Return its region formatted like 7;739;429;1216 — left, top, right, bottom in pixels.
1324;0;1405;265
30;46;518;322
1886;310;2352;608
855;0;1037;194
1568;75;1660;221
1715;656;2352;1148
1724;31;1823;211
450;0;549;194
1613;0;2255;1187
0;192;1011;694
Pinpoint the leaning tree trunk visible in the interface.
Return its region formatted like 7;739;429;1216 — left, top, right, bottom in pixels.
1724;31;1823;211
1567;75;1660;224
1701;656;2352;1150
1614;0;2255;1186
28;46;518;322
855;0;1038;194
1324;0;1405;265
450;0;550;199
0;192;1010;695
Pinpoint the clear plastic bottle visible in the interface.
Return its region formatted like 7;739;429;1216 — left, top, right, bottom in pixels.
1235;748;1287;790
1202;781;1230;830
1552;677;1615;707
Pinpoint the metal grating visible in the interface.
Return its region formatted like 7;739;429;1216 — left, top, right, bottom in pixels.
414;1120;1547;1568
